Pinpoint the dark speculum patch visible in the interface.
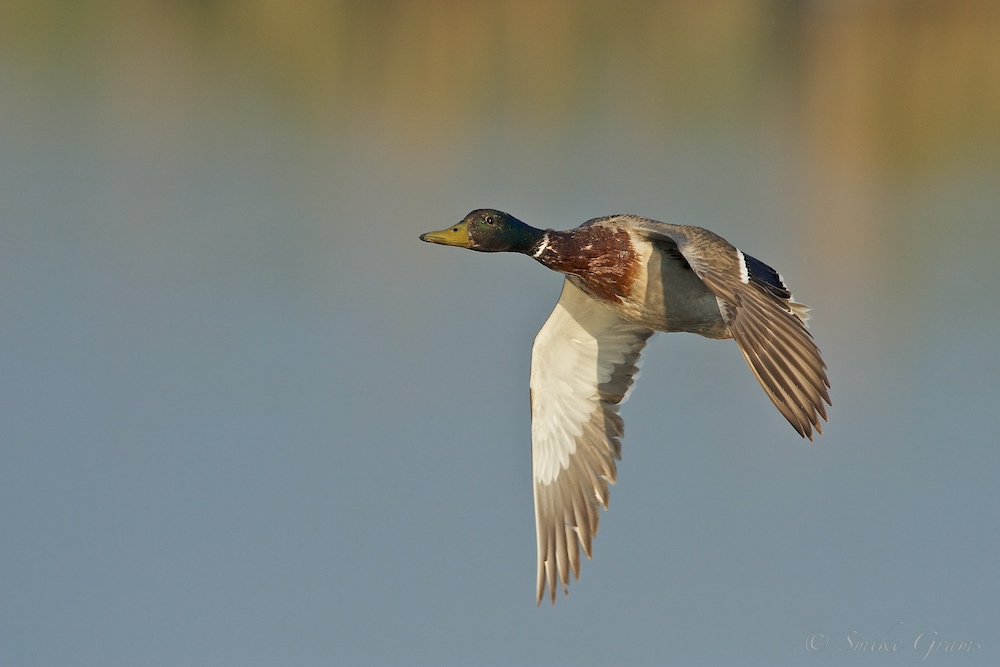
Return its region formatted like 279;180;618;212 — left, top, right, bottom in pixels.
744;252;791;300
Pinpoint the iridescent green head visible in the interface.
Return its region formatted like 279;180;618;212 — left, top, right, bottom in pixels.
420;209;544;254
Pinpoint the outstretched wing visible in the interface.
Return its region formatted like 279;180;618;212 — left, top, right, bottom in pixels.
631;218;831;439
530;278;654;604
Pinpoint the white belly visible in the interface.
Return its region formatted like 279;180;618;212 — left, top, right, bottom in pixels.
597;238;731;339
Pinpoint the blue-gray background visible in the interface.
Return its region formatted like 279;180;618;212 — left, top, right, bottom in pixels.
3;2;998;665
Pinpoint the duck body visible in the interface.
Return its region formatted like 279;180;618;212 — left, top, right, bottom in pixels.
420;209;830;605
532;218;732;338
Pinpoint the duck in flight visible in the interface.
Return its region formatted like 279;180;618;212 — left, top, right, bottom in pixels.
420;209;830;605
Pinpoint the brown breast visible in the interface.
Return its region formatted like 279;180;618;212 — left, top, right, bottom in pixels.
534;226;640;303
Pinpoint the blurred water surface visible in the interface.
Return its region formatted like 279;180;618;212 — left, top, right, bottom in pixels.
2;2;999;665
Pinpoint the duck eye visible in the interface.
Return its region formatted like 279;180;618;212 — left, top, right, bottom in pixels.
485;215;495;225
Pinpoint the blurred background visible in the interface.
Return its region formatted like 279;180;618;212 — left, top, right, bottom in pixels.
2;1;998;665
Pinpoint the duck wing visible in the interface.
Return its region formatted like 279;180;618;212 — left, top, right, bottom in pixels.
629;217;831;439
530;278;654;604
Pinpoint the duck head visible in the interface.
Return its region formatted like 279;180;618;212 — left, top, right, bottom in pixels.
420;209;544;253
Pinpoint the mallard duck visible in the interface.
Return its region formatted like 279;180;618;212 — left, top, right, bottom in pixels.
420;209;830;605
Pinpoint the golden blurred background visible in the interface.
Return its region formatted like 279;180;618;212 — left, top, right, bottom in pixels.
5;0;996;160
